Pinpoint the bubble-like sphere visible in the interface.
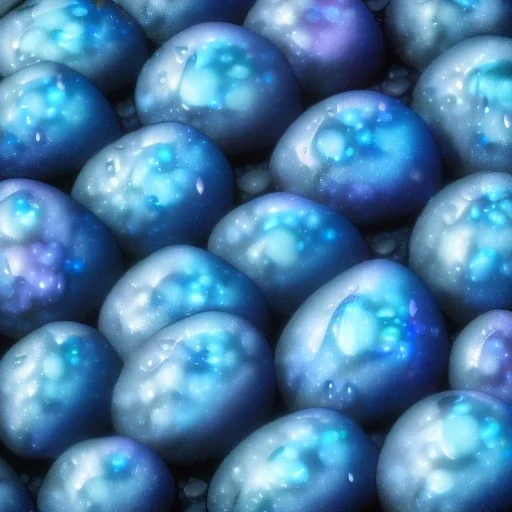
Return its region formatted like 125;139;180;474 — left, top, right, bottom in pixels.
208;192;369;315
378;390;512;512
275;259;448;424
99;245;270;360
72;123;234;257
0;458;34;512
208;408;378;512
386;0;512;70
449;310;512;403
0;0;149;94
112;312;274;464
0;62;121;179
0;179;122;338
270;90;443;226
245;0;385;98
135;22;301;155
0;322;121;458
114;0;256;45
413;36;512;176
37;436;175;512
410;172;512;323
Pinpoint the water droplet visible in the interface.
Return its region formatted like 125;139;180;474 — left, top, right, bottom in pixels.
505;113;511;129
13;353;27;366
348;473;354;483
158;71;167;84
409;299;417;317
196;178;204;195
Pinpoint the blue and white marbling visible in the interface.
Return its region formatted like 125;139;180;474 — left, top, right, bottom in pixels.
270;90;443;226
413;36;512;176
208;408;378;512
113;0;256;45
37;436;175;512
72;123;234;257
0;0;149;94
0;322;121;459
450;310;512;403
245;0;385;98
386;0;512;70
410;172;512;323
208;192;369;315
378;390;512;512
0;458;34;512
0;62;121;179
99;245;270;360
112;312;274;464
275;259;449;424
135;22;301;155
0;179;122;338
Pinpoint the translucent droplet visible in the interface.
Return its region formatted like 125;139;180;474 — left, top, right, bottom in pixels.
196;178;204;195
505;113;512;129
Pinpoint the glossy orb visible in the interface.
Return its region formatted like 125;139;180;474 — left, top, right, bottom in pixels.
208;192;369;315
449;310;512;403
0;0;149;94
114;0;256;45
245;0;385;98
135;22;301;155
99;245;270;360
38;436;175;512
208;408;378;512
112;312;274;464
0;62;121;179
410;172;512;323
0;458;34;512
378;390;512;512
275;259;449;424
413;36;512;176
0;179;122;338
0;322;121;459
72;123;234;257
270;90;443;226
387;0;512;70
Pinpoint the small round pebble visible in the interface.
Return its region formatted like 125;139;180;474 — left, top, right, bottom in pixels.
135;22;301;154
378;390;512;512
72;122;234;257
0;61;121;179
0;0;149;94
0;458;34;512
410;172;512;323
276;259;448;424
0;179;122;338
208;408;378;512
0;322;121;459
208;192;369;315
112;312;275;464
99;245;270;360
450;310;512;403
270;90;443;226
37;436;175;512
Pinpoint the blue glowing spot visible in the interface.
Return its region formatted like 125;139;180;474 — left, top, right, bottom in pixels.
469;247;499;282
65;258;85;273
62;337;82;366
108;453;132;476
14;197;40;227
467;60;512;110
46;86;66;105
268;446;309;485
450;0;480;9
157;147;173;163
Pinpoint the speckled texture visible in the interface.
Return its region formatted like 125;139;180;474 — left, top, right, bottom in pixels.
245;0;385;98
0;179;122;338
135;22;301;155
0;322;121;459
378;390;512;512
37;436;175;512
112;312;274;464
410;172;512;324
0;61;121;179
208;192;369;315
114;0;256;45
275;259;449;424
270;90;443;226
72;122;234;257
0;0;149;94
449;310;512;403
0;458;35;512
386;0;512;70
99;245;270;360
208;408;378;512
413;36;512;176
